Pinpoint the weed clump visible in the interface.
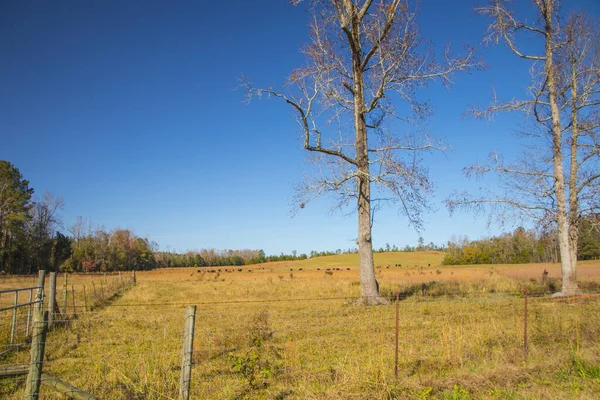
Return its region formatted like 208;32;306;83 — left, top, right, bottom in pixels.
230;310;283;397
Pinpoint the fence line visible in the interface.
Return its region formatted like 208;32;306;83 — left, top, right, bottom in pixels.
2;274;600;399
1;270;139;399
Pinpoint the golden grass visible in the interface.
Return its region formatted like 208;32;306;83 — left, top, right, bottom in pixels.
1;253;599;399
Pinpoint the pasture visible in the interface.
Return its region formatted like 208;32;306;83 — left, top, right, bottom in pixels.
1;252;600;399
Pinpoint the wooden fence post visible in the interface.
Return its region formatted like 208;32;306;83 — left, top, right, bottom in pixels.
35;270;46;312
48;273;57;330
40;373;98;400
179;305;196;400
24;310;48;399
100;281;105;301
132;270;137;286
62;274;68;317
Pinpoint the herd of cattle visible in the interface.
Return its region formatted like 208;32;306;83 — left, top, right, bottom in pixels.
196;267;353;273
196;263;432;274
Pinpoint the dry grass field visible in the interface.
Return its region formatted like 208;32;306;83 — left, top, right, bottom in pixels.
1;252;600;399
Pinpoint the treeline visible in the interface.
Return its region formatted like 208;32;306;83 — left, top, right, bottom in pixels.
309;249;356;257
0;161;156;274
376;237;446;253
154;249;308;268
443;221;600;265
63;225;156;272
0;161;65;274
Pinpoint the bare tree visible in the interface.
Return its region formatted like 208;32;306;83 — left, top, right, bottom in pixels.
27;192;64;273
447;1;600;297
243;0;479;304
560;14;600;280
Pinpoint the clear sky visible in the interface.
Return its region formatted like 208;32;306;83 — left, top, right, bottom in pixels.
2;0;599;255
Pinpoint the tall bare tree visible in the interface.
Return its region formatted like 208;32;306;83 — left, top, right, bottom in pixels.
243;0;479;304
447;1;600;297
560;14;600;281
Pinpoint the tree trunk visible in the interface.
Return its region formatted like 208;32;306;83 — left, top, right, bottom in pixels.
349;4;387;305
544;2;579;297
568;58;580;288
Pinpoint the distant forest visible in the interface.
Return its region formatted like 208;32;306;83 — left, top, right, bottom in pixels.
443;220;600;265
1;160;599;274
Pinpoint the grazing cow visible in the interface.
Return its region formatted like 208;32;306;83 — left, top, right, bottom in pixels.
317;268;321;271
346;268;350;270
298;268;303;271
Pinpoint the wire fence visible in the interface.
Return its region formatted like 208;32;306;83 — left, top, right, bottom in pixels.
0;280;44;357
2;273;600;399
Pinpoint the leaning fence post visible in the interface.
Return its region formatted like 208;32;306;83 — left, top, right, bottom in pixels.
24;310;48;399
179;305;196;400
48;273;57;330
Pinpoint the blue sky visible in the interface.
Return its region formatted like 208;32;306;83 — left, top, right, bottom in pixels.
2;0;599;255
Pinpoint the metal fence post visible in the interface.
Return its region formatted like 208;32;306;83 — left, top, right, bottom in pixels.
26;289;33;337
71;285;76;318
10;291;18;344
524;288;528;362
83;285;88;313
394;294;399;379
